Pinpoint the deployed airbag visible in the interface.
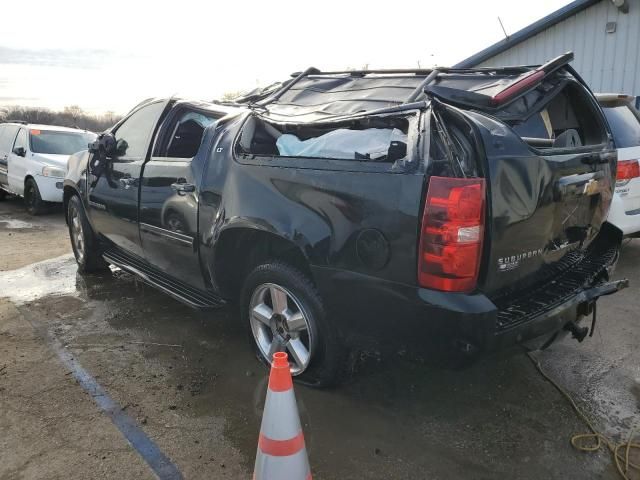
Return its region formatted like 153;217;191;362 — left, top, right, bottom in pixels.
276;128;407;160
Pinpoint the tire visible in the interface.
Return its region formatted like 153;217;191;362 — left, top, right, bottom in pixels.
24;178;47;215
67;195;108;273
241;260;343;388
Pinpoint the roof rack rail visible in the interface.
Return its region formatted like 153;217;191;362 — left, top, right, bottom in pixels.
283;65;532;77
257;66;321;106
406;69;441;103
312;68;437;76
254;52;575;113
3;119;28;125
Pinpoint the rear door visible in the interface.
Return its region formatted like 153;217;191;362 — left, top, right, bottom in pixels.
0;125;20;190
139;107;222;288
0;125;9;188
472;81;616;295
87;100;169;257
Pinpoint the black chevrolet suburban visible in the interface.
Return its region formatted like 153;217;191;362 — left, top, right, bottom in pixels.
64;53;627;386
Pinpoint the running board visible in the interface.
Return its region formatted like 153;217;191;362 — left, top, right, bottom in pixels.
102;247;225;309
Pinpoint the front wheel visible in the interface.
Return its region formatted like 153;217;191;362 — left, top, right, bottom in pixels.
241;260;343;387
24;178;46;215
67;195;108;273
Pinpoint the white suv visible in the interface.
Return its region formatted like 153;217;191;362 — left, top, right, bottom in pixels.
597;94;640;238
0;122;96;214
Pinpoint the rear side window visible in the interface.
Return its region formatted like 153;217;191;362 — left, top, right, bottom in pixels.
164;111;219;159
0;126;7;153
601;105;640;148
236;115;410;163
0;125;20;153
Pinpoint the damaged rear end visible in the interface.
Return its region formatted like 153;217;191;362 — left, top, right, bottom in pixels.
421;53;627;352
229;53;627;358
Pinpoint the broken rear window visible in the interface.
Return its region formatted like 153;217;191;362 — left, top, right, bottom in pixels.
503;82;608;150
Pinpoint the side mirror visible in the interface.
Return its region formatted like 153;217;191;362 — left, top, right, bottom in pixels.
89;133;117;157
12;146;26;157
115;139;128;156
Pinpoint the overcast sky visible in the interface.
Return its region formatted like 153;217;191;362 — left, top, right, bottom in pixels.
0;0;573;114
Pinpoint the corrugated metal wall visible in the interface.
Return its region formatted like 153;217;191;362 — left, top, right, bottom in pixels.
477;0;640;99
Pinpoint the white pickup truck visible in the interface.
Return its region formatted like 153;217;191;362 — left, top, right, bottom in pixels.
0;122;96;214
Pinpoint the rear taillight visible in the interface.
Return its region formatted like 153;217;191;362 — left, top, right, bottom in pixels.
616;160;640;184
418;177;486;293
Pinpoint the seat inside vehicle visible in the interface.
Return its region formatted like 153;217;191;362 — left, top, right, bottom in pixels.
166;111;218;159
167;119;205;158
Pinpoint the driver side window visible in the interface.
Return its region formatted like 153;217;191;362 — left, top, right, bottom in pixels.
13;129;28;155
113;102;166;159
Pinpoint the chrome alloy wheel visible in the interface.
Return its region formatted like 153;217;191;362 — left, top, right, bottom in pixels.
69;204;85;263
249;283;313;375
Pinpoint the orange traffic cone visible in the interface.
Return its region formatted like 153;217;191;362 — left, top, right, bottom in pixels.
254;352;312;480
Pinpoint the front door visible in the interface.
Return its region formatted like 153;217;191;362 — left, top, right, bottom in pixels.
7;128;28;195
87;100;168;257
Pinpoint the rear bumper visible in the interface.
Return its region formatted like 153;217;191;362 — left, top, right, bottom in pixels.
608;192;640;236
483;279;627;351
313;236;624;356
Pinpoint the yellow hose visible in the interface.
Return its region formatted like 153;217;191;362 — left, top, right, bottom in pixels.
527;352;640;479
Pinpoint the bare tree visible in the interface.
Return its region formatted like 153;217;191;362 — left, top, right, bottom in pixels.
2;105;120;132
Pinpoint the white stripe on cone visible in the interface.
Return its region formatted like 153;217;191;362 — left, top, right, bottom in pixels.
255;448;311;480
260;389;302;440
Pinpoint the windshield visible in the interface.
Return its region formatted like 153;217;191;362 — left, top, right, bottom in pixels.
29;130;96;155
601;104;640;148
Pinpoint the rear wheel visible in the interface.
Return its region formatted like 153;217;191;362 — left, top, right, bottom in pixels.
241;260;343;387
67;195;108;273
24;178;46;215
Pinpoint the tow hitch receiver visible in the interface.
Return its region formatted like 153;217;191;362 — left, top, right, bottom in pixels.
565;278;629;342
565;320;589;342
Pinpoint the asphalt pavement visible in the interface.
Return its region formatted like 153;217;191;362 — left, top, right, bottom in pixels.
0;197;638;479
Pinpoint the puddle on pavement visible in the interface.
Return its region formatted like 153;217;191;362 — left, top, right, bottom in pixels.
4;253;638;478
0;254;80;304
0;217;35;229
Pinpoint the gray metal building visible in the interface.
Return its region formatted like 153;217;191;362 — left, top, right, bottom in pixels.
456;0;640;107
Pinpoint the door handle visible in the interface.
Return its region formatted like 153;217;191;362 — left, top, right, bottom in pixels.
171;182;195;194
119;177;137;189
